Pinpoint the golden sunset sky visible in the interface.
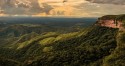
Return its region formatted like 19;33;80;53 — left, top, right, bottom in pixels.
0;0;125;17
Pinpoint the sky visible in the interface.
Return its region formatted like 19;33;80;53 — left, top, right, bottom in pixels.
0;0;125;17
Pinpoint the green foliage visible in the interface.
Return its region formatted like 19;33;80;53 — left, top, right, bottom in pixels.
42;32;59;37
39;37;56;46
55;32;79;41
0;21;95;66
14;32;58;49
0;56;21;66
0;24;121;66
103;31;125;66
24;26;118;66
100;15;117;20
43;46;53;52
119;32;125;43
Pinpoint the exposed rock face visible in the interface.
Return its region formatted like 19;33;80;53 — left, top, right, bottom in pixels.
96;15;125;31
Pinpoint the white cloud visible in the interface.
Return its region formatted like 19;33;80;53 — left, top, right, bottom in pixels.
0;0;125;17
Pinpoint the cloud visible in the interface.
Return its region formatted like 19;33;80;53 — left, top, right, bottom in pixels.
74;1;125;17
49;5;73;16
86;0;125;5
0;0;53;15
41;3;53;14
0;0;125;17
0;0;89;16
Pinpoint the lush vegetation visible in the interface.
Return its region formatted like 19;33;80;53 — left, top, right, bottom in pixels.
0;56;20;66
1;17;125;66
0;24;120;66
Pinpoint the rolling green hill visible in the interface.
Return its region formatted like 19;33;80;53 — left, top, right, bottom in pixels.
1;15;125;66
0;25;120;66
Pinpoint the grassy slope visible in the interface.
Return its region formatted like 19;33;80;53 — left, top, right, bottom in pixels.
21;26;118;66
103;31;125;66
0;26;121;66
